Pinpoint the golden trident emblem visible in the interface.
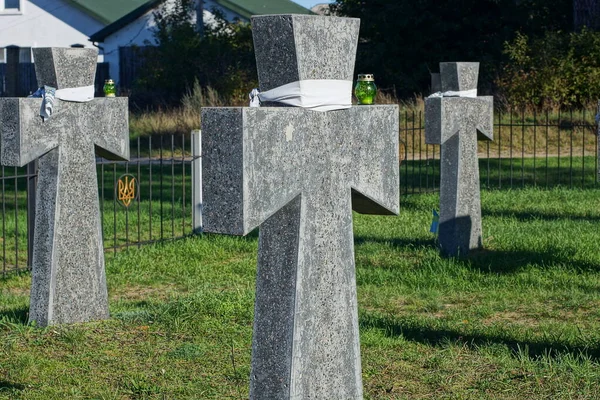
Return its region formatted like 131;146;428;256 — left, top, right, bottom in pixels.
117;174;137;207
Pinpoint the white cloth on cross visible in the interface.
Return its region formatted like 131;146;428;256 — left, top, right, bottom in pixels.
30;85;95;121
249;79;352;112
427;89;478;98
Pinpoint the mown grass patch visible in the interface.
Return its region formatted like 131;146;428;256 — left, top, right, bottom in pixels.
2;187;600;398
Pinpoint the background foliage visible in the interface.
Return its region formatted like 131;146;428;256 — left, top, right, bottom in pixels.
130;0;600;110
133;0;256;107
497;28;600;108
330;0;573;101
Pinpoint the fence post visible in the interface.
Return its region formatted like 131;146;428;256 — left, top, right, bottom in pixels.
27;160;37;268
597;100;600;183
191;130;203;233
5;46;20;97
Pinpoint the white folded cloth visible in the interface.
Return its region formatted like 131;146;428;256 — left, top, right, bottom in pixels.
427;89;478;98
249;79;352;112
29;85;94;121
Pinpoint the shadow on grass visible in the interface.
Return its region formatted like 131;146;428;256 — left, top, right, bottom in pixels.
361;312;600;362
0;380;25;391
482;209;600;223
0;306;29;325
355;235;600;274
354;236;436;250
465;247;600;274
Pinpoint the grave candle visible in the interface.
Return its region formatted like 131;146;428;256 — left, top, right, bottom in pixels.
354;74;377;104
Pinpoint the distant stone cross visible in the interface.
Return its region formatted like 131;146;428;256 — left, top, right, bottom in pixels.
202;15;399;399
0;48;129;326
425;62;493;257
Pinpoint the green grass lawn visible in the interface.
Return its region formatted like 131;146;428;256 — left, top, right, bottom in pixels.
2;187;600;399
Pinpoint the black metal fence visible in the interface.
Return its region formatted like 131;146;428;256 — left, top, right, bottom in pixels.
1;108;599;276
400;107;599;194
0;133;200;277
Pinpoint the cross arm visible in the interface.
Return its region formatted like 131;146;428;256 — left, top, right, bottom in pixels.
0;98;59;167
425;97;494;145
347;105;400;215
202;107;305;236
89;98;130;161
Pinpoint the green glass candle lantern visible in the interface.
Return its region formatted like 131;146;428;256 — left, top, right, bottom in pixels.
103;79;116;97
354;74;377;105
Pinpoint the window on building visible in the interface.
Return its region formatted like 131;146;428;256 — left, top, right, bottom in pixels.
19;47;31;63
0;48;5;63
1;0;21;12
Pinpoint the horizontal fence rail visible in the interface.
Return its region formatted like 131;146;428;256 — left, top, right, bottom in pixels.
1;108;599;276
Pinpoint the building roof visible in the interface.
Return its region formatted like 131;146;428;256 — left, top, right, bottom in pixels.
90;0;311;42
67;0;153;25
215;0;311;19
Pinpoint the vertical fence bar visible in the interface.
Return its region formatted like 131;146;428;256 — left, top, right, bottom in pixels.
160;135;164;241
418;111;422;191
558;108;562;185
13;167;18;270
521;108;525;188
545;110;549;188
582;108;586;188
113;164;117;255
498;110;502;189
411;111;416;194
191;130;203;233
486;140;490;190
533;110;537;187
101;161;105;244
148;136;153;242
181;133;186;236
26;160;37;268
509;110;514;188
171;135;175;237
597;101;600;184
404;111;408;195
569;108;574;189
425;141;429;192
125;157;130;249
137;137;142;248
2;166;6;276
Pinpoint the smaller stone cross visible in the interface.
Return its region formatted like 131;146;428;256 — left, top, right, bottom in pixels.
0;48;129;326
425;62;493;257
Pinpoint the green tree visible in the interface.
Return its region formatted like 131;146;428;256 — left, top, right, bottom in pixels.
331;0;572;98
496;28;600;108
134;0;256;106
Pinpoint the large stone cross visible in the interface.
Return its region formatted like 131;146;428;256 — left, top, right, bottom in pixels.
202;15;399;399
0;48;129;326
425;62;493;257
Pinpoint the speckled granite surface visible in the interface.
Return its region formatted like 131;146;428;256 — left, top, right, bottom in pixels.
0;48;129;326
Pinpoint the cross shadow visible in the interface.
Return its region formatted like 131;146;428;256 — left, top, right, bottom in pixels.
482;209;600;223
360;312;600;362
354;236;436;249
0;306;29;324
0;380;25;391
465;245;600;274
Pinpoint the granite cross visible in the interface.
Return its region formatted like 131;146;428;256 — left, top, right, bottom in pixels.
425;62;493;257
0;48;129;326
202;15;399;399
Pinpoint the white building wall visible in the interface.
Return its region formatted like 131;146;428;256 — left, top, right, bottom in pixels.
99;0;244;86
0;0;104;58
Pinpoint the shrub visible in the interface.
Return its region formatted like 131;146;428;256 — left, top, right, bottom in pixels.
133;0;257;107
496;28;600;109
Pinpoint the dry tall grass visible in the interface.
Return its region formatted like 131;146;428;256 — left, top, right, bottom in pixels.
129;88;598;160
